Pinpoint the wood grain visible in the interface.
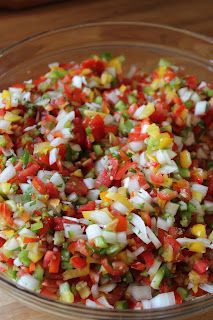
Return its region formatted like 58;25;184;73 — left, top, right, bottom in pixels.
0;0;212;319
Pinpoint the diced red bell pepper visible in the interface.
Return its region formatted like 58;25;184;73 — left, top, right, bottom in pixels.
70;255;87;269
78;201;96;214
90;114;105;141
141;251;154;268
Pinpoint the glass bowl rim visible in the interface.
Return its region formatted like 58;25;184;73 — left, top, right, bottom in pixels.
0;21;212;318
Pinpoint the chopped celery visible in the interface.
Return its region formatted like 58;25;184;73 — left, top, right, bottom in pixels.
115;101;127;112
177;287;189;300
18;250;31;267
21;149;30;168
159;58;172;67
34;264;44;281
122;271;134;283
128;93;136;104
31;221;43;232
100;52;112;61
0;135;7;147
179;167;190;178
151;264;166;289
94;96;103;104
94;236;108;248
54;231;65;246
59;282;74;303
61;248;70;261
93;144;103;156
48;69;67;81
115;300;128;310
85;126;92;135
106;244;121;255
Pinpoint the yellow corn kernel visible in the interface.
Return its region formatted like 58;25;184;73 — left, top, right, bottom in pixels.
147;124;160;137
180;150;192;169
191;224;207;238
108;58;122;73
101;72;113;85
188;242;206;253
4;112;21;122
159;133;173;149
73;169;83;177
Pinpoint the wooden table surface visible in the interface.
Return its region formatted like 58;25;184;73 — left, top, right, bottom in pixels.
0;0;212;319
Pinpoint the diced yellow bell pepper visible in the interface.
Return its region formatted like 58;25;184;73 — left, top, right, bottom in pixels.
81;68;92;76
180;150;192;169
188;242;206;253
119;85;126;92
34;142;52;155
73;169;83;177
2;90;11;109
159;133;173;149
27;243;44;263
63;265;90;280
105;192;134;213
4;112;21;122
138;103;155;120
78;286;91;299
192;190;203;203
0;183;11;195
147;124;160;137
108;58;122;73
101;72;113;85
191;224;207;238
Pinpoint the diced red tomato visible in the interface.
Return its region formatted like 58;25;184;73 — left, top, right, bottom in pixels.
157;189;177;201
150;172;164;185
43;250;61;273
115;161;137;180
95;158;118;187
173;179;192;201
131;261;146;271
78;201;96;214
0;203;13;226
114;214;128;232
65;176;88;196
101;258;128;276
82;59;105;76
193;259;209;274
141;251;154;268
18;163;40;182
90;114;105;141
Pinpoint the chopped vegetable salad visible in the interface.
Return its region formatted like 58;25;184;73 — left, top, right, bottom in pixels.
0;54;212;310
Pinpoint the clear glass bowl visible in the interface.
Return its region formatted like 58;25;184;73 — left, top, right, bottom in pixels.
0;22;212;320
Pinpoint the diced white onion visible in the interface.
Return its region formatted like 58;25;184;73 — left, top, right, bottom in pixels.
86;224;102;240
83;178;95;190
0;120;10;132
96;296;113;309
129;141;144;152
50;172;65;191
199;284;213;293
0;165;16;183
86;299;101;308
87;189;100;201
102;231;117;244
112;201;129;215
157;217;169;231
144;292;176;309
18;228;35;237
99;283;116;293
63;223;83;239
146;227;161;249
49;147;59;165
194;101;208;116
3;237;19;251
130;213;150;244
91;284;99;298
23;200;45;213
17;274;39;292
127;284;152;301
147;259;161;276
50;137;66;147
191;183;208;200
132;246;145;257
95;156;108;174
72;75;86;89
164;202;179;216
